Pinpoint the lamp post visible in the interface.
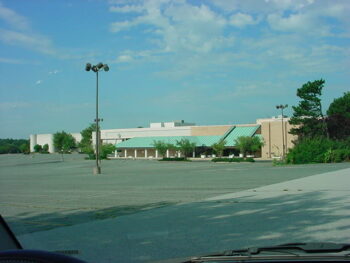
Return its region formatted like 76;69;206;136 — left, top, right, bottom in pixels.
85;62;109;174
276;104;288;159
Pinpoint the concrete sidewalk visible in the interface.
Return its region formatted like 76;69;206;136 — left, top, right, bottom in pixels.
19;168;350;263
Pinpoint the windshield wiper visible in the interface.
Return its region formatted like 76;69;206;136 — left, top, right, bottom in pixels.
188;243;350;262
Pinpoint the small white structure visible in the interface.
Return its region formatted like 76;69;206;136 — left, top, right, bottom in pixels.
30;133;81;153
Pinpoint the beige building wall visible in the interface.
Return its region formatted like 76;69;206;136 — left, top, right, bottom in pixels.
191;125;232;136
260;120;297;159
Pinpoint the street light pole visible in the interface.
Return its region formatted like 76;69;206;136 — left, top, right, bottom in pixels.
95;70;100;173
86;62;109;175
276;104;288;159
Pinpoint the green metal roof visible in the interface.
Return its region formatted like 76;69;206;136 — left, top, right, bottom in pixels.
116;135;221;148
223;125;260;147
115;125;261;148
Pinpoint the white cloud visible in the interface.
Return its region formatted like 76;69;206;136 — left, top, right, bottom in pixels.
0;3;93;60
267;12;330;35
48;69;60;74
109;4;144;13
0;57;26;64
229;12;257;28
210;0;315;13
266;1;350;36
110;1;231;54
0;2;30;31
116;54;133;63
35;80;42;85
107;0;349;78
0;28;56;55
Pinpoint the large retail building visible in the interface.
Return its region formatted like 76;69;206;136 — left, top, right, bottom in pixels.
30;116;296;159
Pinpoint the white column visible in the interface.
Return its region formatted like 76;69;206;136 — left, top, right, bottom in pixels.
178;151;181;157
114;150;117;158
145;149;148;158
134;149;137;158
166;149;169;158
124;149;127;158
30;134;37;153
192;151;195;158
156;150;159;158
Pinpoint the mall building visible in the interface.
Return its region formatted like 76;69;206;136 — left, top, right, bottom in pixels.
30;117;296;159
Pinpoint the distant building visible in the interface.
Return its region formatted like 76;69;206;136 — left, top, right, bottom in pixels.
30;118;296;159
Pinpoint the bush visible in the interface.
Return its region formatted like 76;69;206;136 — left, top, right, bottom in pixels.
212;157;254;163
324;148;350;163
84;144;116;160
42;144;49;153
159;157;190;161
245;157;255;162
212;158;231;162
286;137;350;164
100;144;116;159
33;144;42;153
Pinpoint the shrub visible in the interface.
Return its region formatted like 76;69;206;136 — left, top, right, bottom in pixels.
159;157;190;161
42;144;49;153
83;144;116;160
286;137;350;164
211;157;253;163
235;136;264;157
100;144;116;159
212;158;231;162
176;139;196;157
325;148;350;163
33;144;42;153
211;140;226;157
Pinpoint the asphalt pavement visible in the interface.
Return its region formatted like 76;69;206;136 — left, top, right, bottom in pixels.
17;167;350;263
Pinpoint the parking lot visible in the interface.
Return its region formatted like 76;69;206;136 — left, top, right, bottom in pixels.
1;153;350;237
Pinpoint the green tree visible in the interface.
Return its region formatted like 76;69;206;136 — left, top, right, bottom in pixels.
79;124;96;153
152;140;168;158
33;144;42;153
327;92;350;118
235;136;264;157
0;139;28;154
53;131;76;153
100;144;116;159
289;79;328;140
212;140;226;157
42;144;49;153
19;142;30;153
327;92;350;140
176;139;196;158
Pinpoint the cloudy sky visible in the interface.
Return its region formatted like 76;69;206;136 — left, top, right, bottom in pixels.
0;0;349;138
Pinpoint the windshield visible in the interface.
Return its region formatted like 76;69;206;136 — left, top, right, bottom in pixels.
1;0;350;262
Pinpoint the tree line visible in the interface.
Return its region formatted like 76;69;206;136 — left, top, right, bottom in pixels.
0;139;29;154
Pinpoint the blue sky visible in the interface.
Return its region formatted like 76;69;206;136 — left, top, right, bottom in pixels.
0;0;349;138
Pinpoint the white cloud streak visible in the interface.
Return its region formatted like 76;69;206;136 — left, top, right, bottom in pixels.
108;0;350;77
229;12;258;28
0;2;30;31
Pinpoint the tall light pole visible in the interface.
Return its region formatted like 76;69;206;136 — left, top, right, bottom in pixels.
86;62;109;174
276;104;288;159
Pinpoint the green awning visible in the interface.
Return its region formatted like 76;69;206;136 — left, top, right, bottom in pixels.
115;125;261;149
223;125;260;147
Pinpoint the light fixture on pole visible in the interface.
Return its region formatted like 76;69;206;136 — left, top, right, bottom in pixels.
85;62;109;175
276;104;288;159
